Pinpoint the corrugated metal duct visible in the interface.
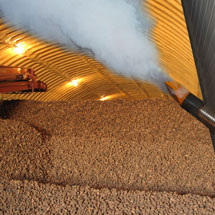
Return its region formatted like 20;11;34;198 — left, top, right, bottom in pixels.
0;0;201;101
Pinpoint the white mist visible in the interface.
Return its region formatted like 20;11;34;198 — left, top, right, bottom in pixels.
0;0;170;90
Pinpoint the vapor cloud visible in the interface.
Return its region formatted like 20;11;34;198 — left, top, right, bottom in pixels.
0;0;170;90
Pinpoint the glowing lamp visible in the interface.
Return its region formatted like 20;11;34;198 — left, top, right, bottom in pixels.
13;42;27;55
67;79;80;87
99;96;110;101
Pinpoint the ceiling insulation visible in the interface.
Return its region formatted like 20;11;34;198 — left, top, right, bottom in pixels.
0;0;200;101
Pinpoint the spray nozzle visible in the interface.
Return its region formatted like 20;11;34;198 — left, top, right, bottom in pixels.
165;81;189;105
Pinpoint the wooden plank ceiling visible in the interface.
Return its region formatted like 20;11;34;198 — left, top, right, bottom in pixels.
0;0;201;101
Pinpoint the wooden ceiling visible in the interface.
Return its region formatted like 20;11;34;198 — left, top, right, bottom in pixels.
0;0;201;101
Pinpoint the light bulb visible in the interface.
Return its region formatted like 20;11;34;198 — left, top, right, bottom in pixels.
13;42;27;55
99;96;110;101
67;79;80;87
